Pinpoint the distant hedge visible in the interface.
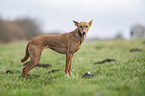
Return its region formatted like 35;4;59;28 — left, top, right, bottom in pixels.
0;17;45;43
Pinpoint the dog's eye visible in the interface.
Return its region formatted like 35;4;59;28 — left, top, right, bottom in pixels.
80;26;82;28
86;26;88;28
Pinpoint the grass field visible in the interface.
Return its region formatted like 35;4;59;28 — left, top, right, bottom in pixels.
0;39;145;96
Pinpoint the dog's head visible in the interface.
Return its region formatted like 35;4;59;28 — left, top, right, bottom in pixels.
73;20;93;36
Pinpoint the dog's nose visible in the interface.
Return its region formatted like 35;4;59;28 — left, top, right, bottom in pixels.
83;32;86;35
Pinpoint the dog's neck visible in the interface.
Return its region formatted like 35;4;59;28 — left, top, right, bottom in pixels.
71;28;86;44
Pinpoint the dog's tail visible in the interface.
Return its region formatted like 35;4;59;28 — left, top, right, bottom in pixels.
21;43;29;62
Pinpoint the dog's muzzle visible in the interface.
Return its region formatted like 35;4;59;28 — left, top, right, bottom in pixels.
78;30;86;36
82;32;86;35
81;31;86;35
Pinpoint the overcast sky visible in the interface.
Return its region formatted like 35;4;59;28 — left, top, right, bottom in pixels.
0;0;145;39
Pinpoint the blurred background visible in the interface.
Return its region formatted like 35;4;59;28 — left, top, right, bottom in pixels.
0;0;145;43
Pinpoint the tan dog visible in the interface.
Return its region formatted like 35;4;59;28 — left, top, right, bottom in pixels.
21;20;93;78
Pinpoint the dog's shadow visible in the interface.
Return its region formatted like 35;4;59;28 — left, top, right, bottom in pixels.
94;58;116;64
23;61;52;68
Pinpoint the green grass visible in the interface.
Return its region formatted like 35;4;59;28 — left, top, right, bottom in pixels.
0;39;145;96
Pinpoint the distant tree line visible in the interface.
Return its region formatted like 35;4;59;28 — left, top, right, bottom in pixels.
0;17;45;43
0;17;144;43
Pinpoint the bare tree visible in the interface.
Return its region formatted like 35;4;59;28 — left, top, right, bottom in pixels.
131;24;145;39
14;18;42;40
0;18;25;42
0;17;44;43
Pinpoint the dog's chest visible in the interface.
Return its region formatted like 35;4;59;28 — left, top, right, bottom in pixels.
74;44;81;53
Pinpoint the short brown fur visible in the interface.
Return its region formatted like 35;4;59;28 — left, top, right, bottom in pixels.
21;20;93;78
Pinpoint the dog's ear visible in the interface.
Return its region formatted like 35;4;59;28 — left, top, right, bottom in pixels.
73;20;79;26
88;19;93;27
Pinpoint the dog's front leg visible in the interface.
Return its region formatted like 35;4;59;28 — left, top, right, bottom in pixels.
65;52;73;75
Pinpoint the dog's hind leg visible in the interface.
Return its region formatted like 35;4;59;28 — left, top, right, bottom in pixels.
21;61;32;78
21;45;42;78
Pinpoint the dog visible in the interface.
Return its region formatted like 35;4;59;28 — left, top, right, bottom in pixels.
21;20;93;78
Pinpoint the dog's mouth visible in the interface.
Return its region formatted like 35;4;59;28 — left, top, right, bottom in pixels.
78;30;86;36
